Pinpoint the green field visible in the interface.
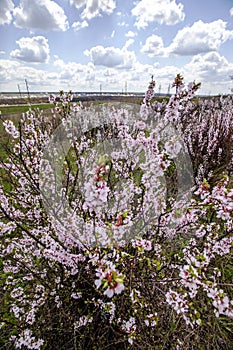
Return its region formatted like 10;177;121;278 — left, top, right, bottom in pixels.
0;103;53;116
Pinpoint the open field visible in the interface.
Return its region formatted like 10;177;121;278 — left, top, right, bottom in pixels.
0;103;54;116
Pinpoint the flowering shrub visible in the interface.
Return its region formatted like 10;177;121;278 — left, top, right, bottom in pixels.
150;76;233;183
0;75;232;349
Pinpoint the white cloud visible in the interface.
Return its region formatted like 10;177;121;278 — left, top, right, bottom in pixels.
54;58;92;74
125;30;137;38
0;59;51;89
54;58;96;83
69;0;90;10
1;52;232;95
103;69;115;77
117;21;128;27
124;39;135;49
184;51;233;83
141;34;165;57
0;0;14;25
10;36;50;63
0;57;94;91
168;20;233;56
155;65;181;81
84;45;137;69
230;7;233;16
131;0;185;29
142;20;233;58
72;20;88;31
0;59;19;84
69;0;116;20
13;0;69;31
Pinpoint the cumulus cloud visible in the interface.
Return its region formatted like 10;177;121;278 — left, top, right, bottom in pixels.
141;34;165;57
230;7;233;16
84;45;136;69
0;59;52;90
54;58;95;81
184;51;233;83
10;36;50;63
131;0;185;29
72;20;88;31
13;0;69;31
125;30;137;38
0;0;14;25
124;39;135;49
69;0;116;20
151;65;183;92
0;59;18;85
142;20;233;58
0;59;19;83
54;58;92;74
168;20;233;56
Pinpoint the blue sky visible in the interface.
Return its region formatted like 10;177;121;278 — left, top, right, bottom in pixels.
0;0;233;94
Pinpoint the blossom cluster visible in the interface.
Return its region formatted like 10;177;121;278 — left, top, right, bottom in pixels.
94;261;125;298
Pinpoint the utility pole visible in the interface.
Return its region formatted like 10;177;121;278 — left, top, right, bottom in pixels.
17;84;22;98
158;84;161;95
167;83;171;96
25;79;31;104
